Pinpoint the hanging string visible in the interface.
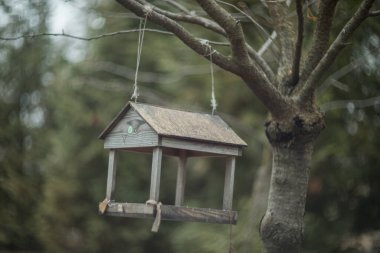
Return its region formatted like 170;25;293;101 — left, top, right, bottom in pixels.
228;212;236;253
131;9;150;102
201;40;217;115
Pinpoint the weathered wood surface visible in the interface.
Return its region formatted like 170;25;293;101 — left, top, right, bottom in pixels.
161;137;242;156
131;102;247;147
175;150;187;206
106;150;117;200
99;102;247;148
104;202;238;224
104;109;159;149
105;202;154;218
223;157;236;210
150;147;162;201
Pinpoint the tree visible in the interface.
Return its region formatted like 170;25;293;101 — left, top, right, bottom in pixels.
0;0;50;250
113;1;380;252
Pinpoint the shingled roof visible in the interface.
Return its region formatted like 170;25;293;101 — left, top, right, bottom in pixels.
99;102;247;147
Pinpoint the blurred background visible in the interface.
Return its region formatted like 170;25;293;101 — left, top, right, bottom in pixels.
0;0;379;252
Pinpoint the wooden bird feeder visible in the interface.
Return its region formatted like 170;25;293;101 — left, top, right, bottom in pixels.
98;102;247;228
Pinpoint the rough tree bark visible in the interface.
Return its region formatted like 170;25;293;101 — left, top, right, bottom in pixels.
115;0;378;252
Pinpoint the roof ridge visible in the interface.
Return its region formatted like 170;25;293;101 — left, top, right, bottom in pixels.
130;101;217;117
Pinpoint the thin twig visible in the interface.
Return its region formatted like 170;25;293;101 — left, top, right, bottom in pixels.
298;0;376;104
258;31;277;56
117;0;241;75
195;0;251;65
0;29;172;41
320;95;380;112
137;0;226;35
215;0;273;41
162;0;190;13
0;29;229;47
317;58;364;95
368;10;380;17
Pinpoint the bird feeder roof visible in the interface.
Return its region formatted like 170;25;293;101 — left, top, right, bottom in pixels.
99;102;247;147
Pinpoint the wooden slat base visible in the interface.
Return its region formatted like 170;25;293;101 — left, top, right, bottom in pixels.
102;202;237;225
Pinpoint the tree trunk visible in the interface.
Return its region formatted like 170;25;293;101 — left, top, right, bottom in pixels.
260;112;325;253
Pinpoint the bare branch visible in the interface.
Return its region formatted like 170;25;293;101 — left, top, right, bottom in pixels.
137;0;226;35
116;0;241;75
300;0;338;83
290;0;304;86
162;0;190;13
317;58;364;95
368;10;380;16
247;44;276;84
0;29;229;48
258;31;277;56
298;0;376;104
267;0;296;84
116;0;292;118
320;95;380;112
195;0;251;65
200;0;276;83
215;0;274;41
0;29;172;41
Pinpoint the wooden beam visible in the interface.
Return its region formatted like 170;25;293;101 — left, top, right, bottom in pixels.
175;150;187;206
223;157;236;210
104;202;238;224
150;147;162;201
106;150;118;200
161;137;242;156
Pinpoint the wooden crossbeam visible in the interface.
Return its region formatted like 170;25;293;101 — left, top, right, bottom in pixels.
103;202;237;225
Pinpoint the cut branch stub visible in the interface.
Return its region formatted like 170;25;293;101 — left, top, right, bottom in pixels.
264;111;325;147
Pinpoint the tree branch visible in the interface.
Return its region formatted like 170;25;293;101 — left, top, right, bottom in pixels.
162;0;190;13
215;0;274;41
116;0;241;74
320;95;380;112
298;0;376;104
317;57;364;95
137;0;276;88
207;0;276;83
368;10;380;17
136;0;226;36
258;31;277;56
195;0;251;66
290;0;304;86
0;29;173;41
116;0;292;118
300;0;339;83
246;44;276;84
267;0;296;84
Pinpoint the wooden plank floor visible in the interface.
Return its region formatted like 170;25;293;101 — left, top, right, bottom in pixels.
102;202;238;225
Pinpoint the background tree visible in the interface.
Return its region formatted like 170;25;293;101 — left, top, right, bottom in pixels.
0;1;50;251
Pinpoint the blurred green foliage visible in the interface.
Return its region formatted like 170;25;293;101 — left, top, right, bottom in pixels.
0;0;379;253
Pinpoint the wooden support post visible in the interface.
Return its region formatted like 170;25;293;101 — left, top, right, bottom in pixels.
106;150;117;200
150;147;162;201
223;157;236;210
175;150;187;206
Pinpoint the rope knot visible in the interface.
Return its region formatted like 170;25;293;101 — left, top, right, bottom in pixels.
146;199;162;232
143;5;153;17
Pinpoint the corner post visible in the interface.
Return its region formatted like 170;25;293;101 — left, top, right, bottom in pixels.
223;156;236;210
106;149;117;200
150;147;163;201
175;150;187;206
